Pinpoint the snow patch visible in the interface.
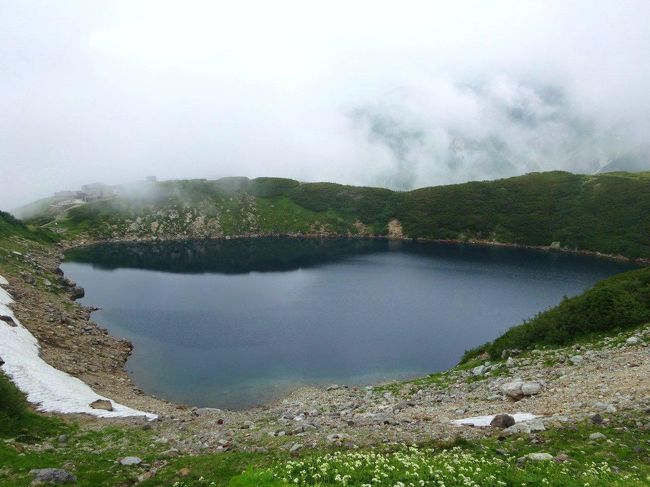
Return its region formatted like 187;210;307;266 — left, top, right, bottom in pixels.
452;412;537;427
0;275;156;419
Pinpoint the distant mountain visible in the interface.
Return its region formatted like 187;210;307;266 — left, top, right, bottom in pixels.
598;145;650;173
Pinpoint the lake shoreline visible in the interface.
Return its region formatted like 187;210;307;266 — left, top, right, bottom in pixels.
2;235;650;453
53;234;644;411
61;231;650;266
61;236;641;409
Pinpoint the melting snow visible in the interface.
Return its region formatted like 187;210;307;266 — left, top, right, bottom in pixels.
452;412;537;427
0;275;156;419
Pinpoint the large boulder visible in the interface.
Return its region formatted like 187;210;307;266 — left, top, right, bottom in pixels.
505;419;545;434
89;399;113;411
490;414;516;429
521;382;542;396
471;364;488;376
119;456;142;466
502;380;524;399
501;380;542;400
70;286;85;300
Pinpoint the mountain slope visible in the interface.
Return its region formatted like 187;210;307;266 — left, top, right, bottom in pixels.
23;171;650;259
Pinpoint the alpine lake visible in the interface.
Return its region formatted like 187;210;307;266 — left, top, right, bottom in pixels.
61;238;638;409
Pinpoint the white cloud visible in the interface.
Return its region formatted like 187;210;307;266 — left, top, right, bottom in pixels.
1;0;649;209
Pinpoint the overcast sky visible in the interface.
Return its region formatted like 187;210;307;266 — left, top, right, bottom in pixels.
2;0;650;210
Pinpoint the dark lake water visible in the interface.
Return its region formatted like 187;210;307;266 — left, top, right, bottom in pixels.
62;238;637;409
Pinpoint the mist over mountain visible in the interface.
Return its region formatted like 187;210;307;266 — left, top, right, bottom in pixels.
2;1;650;209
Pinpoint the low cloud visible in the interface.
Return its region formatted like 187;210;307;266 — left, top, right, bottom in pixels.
1;1;649;209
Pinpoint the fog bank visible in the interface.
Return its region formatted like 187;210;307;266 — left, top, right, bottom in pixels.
2;1;650;209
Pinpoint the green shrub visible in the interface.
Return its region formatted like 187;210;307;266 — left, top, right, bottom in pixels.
0;371;28;431
0;372;62;439
462;267;650;361
0;210;59;243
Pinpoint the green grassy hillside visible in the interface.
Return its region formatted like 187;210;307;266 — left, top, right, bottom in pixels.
462;266;650;361
22;171;650;259
0;211;58;243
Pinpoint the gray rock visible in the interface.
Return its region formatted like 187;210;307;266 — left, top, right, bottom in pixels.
289;443;303;453
0;315;17;327
194;407;223;417
593;402;617;413
490;414;515;429
326;433;351;443
70;286;85;300
521;382;542;396
554;453;570;463
501;380;524;400
505;422;532;434
293;423;317;434
589;432;607;440
505;419;545;434
89;399;113;411
626;336;640;345
119;456;142;466
527;419;546;432
394;401;413;411
472;365;487;376
569;355;583;365
526;452;554;462
590;413;604;424
505;357;515;368
30;468;77;484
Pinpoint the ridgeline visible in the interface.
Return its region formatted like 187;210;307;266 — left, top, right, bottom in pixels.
19;170;650;260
